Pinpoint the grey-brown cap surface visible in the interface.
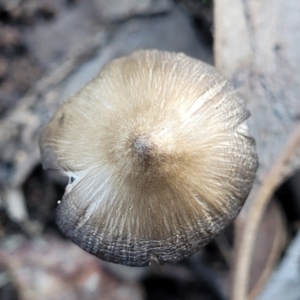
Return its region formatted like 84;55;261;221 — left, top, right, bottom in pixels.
40;50;258;266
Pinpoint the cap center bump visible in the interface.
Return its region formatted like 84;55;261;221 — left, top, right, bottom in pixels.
132;135;155;162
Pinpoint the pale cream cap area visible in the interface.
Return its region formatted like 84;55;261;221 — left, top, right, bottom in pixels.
40;50;258;266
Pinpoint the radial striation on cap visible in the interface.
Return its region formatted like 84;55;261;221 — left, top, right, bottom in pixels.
40;50;258;266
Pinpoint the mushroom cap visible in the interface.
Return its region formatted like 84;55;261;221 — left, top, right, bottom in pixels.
40;50;258;266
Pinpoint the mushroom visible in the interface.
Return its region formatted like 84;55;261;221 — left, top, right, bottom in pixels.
40;50;258;266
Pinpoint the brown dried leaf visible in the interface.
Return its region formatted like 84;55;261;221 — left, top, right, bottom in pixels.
214;0;300;299
247;199;286;300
